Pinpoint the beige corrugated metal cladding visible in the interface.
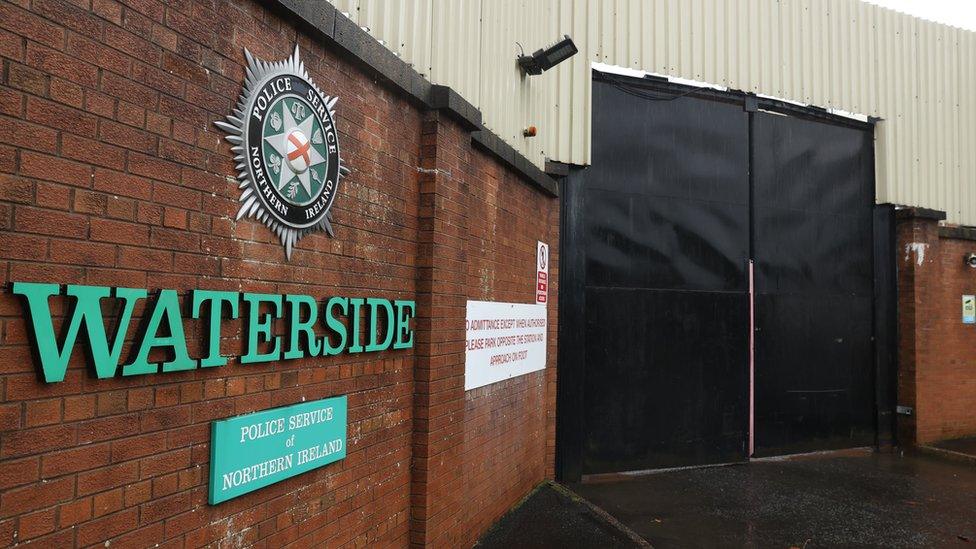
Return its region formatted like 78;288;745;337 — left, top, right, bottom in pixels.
331;0;976;225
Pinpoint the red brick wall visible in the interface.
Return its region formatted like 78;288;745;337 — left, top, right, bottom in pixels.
0;1;558;547
897;213;976;445
409;113;558;547
459;145;558;546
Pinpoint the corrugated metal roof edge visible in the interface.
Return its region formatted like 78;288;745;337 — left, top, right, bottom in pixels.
271;0;559;197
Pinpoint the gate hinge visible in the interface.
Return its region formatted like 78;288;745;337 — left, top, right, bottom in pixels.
744;95;758;112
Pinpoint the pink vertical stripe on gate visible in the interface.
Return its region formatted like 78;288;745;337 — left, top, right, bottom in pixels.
749;259;755;458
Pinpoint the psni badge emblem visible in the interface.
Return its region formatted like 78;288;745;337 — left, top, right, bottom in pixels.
216;46;347;258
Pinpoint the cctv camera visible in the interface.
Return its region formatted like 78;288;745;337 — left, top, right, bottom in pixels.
965;252;976;268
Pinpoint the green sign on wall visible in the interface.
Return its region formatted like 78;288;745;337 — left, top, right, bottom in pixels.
209;395;347;504
10;282;416;384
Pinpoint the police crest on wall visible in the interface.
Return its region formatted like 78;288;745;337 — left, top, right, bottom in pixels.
216;46;348;259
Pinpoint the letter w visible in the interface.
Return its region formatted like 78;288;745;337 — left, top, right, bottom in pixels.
12;283;146;383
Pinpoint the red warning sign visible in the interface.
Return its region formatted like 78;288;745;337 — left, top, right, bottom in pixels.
536;241;548;304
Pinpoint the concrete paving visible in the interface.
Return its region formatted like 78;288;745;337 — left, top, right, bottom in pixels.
571;449;976;548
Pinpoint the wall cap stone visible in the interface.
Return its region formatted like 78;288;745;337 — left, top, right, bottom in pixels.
544;160;573;177
895;207;947;221
939;225;976;241
427;86;481;130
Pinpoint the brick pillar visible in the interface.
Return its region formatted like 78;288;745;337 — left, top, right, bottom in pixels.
895;207;945;446
410;111;469;547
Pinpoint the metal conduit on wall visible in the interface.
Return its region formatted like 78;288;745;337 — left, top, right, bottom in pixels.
330;0;976;226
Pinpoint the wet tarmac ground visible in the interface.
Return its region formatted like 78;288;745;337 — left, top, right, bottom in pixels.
931;436;976;457
476;482;646;548
571;450;976;548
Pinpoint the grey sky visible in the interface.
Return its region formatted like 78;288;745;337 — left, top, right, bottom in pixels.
864;0;976;32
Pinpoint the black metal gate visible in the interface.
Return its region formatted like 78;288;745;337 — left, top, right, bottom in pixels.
556;72;887;479
752;112;876;456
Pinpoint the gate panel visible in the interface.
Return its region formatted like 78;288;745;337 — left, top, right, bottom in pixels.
752;113;875;456
559;75;879;478
581;78;750;473
584;288;749;472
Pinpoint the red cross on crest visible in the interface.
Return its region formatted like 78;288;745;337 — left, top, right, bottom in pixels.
287;131;311;169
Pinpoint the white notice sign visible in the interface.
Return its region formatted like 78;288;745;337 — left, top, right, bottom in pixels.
465;301;548;390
